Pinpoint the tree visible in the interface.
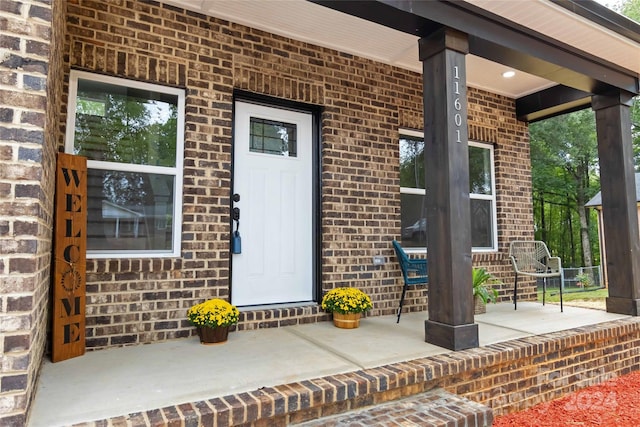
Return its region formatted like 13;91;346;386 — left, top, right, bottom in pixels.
529;110;600;268
620;0;640;19
75;94;178;209
613;0;640;168
529;0;640;269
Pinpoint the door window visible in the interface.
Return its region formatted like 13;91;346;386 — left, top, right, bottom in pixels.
249;117;297;157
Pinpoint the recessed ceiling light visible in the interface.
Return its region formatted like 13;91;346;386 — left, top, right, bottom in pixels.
502;70;516;78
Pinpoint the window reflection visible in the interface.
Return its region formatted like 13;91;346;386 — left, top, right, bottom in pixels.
469;146;492;195
471;199;493;248
399;132;497;251
86;170;174;251
74;80;178;167
66;71;184;256
250;117;297;157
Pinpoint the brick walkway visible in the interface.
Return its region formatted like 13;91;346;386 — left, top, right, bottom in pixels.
295;388;493;427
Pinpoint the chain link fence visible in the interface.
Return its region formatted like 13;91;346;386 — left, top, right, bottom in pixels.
540;266;603;292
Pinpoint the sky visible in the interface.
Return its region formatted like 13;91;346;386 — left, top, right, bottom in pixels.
593;0;620;11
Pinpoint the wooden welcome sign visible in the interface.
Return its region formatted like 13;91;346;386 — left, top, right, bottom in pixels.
52;153;87;362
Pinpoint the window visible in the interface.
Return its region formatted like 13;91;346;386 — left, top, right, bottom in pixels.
249;117;297;157
399;130;497;252
65;70;185;258
399;131;427;248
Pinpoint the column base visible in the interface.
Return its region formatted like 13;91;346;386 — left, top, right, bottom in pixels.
606;297;640;316
425;319;479;351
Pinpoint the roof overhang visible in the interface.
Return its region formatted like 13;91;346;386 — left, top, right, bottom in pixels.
163;0;640;122
586;173;640;208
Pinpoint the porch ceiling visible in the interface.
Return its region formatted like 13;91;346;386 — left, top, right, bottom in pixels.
163;0;639;116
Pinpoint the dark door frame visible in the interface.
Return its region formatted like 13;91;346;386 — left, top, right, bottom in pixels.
230;90;323;305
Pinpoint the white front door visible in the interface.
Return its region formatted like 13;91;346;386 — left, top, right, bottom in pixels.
231;101;313;306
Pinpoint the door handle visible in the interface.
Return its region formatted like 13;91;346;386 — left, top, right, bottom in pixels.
232;193;241;254
232;193;241;222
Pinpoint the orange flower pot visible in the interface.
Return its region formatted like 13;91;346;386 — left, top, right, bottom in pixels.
332;312;361;329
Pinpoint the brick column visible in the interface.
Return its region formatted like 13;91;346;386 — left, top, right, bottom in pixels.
0;0;61;424
593;90;640;316
420;28;478;350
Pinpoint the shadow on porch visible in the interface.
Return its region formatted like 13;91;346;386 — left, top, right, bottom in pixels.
28;302;637;426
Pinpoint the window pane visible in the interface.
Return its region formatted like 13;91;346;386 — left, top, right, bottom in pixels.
86;169;175;252
249;117;297;157
399;135;425;189
73;79;178;167
400;193;427;248
470;198;493;248
469;145;492;195
398;134;496;251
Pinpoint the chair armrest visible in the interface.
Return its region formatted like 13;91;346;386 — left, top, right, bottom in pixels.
509;255;520;273
406;258;427;276
547;257;561;274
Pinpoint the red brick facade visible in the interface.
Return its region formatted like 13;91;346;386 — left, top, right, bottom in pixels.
59;0;534;351
0;0;537;423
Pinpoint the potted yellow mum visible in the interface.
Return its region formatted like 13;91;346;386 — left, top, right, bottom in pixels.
187;298;239;344
321;287;373;329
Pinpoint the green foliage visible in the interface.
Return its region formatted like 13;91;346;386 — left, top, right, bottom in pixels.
75;94;178;167
399;135;425;189
575;272;592;288
620;0;640;21
472;267;499;304
617;0;640;169
529;0;640;266
529;110;600;267
74;86;179;212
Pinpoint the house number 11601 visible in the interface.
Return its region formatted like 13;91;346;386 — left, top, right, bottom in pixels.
453;65;462;143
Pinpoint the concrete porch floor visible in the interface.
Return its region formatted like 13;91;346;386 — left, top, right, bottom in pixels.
28;302;629;427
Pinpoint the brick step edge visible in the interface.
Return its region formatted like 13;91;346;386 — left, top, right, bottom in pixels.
293;388;493;427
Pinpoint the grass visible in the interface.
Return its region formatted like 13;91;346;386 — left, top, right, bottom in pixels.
538;287;608;303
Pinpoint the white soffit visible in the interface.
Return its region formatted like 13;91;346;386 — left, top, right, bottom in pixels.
467;0;640;75
162;0;636;98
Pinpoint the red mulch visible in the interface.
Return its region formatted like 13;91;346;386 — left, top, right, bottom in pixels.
493;371;640;427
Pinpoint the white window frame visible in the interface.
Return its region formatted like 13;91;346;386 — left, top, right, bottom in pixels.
64;70;185;258
468;140;498;253
399;129;498;253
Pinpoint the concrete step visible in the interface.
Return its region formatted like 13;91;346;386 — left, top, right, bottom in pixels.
294;388;493;427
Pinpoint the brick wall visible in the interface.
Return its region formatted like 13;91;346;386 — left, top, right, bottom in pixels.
0;0;63;424
58;0;533;349
304;318;640;421
272;318;640;422
451;319;640;415
471;87;537;301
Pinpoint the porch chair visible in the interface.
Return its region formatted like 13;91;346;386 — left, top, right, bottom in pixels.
508;240;563;312
392;240;428;323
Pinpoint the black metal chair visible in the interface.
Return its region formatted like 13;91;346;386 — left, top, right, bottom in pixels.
392;240;428;323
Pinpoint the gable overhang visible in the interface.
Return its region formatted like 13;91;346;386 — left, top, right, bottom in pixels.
309;0;640;122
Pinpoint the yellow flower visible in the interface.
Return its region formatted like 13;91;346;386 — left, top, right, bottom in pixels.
321;287;372;314
187;298;240;327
